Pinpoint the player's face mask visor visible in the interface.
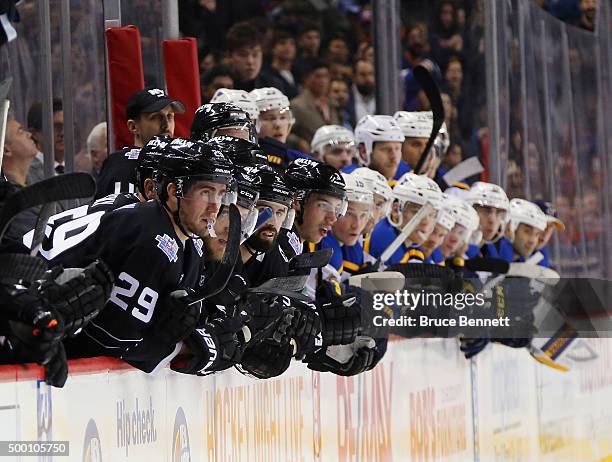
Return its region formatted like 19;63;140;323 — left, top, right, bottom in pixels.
179;175;238;206
212;123;257;143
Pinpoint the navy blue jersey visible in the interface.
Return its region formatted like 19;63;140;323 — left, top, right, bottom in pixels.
95;147;141;199
57;201;202;370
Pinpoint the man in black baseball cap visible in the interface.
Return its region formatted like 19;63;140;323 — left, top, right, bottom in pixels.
95;88;185;199
126;87;185;148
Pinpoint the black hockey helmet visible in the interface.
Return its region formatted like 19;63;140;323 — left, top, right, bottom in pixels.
136;135;172;192
191;102;257;144
156;137;236;202
205;135;267;166
284;158;346;201
285;158;347;220
255;165;294;207
234;165;262;210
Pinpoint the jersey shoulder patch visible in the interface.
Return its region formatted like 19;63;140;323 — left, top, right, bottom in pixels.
192;238;204;257
125;148;140;160
155;234;180;263
286;230;302;256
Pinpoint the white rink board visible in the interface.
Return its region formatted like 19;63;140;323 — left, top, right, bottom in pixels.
1;338;611;461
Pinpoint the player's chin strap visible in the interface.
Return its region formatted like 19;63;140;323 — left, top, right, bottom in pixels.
162;198;193;240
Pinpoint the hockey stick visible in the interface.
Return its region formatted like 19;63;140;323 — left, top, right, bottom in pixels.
289;248;333;272
463;258;510;274
0;77;12;170
348;271;406;292
378;202;435;265
248;274;311;299
506;263;560;285
412;65;445;174
189;203;241;304
29;203;56;257
0;173;96;243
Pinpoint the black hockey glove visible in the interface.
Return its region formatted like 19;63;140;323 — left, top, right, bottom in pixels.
150;290;202;347
306;336;378;376
202;273;248;310
316;281;361;346
171;314;248;375
37;260;114;336
236;341;294;379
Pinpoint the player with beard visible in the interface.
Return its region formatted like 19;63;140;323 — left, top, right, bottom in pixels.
51;139;238;373
241;165;295;286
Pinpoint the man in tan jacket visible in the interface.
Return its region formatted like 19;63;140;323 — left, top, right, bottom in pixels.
288;60;339;152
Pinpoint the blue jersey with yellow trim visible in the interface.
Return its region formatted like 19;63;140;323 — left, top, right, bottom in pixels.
425;247;446;266
368;217;425;265
341;241;366;274
319;234;344;273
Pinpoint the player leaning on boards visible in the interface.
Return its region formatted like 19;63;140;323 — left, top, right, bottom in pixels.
49;139;243;373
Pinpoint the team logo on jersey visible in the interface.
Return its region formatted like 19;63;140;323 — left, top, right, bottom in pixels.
155;234;179;262
125;149;140;160
287;230;302;256
192;238;204;257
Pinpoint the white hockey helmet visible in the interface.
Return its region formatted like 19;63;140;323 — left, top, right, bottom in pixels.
210;88;259;122
341;172;374;215
465;181;510;213
249;87;291;114
507;198;548;235
393;111;433;138
443;194;482;244
436;208;456;232
352;166;393;215
389;172;443;228
354;115;404;166
311;125;355;156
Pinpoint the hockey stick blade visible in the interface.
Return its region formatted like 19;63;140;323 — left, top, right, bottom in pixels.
29;202;55;257
248;274;310;296
413;65;445;174
378;202;435;265
0;77;12;170
189;203;241;304
507;263;560;285
0;173;96;242
289;248;333;272
349;271;406;292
